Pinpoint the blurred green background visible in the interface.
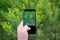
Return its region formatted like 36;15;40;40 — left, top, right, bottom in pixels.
0;0;60;40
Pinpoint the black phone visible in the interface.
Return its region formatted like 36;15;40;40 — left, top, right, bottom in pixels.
23;9;36;34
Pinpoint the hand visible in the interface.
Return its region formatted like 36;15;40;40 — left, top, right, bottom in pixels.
17;20;31;40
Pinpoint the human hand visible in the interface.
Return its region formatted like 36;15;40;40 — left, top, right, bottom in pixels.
17;20;31;40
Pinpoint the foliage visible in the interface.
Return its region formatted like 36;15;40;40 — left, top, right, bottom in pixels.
0;0;60;40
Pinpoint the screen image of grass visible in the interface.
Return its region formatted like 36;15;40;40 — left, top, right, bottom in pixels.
24;11;35;26
0;0;60;40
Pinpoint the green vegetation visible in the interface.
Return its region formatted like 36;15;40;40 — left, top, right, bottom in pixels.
24;11;35;26
0;0;60;40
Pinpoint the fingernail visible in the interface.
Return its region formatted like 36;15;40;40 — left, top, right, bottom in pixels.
25;25;28;27
28;27;31;30
24;25;31;30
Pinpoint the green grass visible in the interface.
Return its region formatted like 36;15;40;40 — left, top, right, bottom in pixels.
0;0;60;40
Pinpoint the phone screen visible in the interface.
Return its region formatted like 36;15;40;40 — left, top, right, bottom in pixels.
23;9;36;34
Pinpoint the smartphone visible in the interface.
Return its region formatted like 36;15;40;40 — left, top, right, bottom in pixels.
23;9;36;34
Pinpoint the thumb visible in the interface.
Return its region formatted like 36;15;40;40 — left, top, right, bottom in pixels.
24;25;31;31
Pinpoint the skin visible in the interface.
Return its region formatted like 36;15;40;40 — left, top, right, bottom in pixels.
17;20;31;40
